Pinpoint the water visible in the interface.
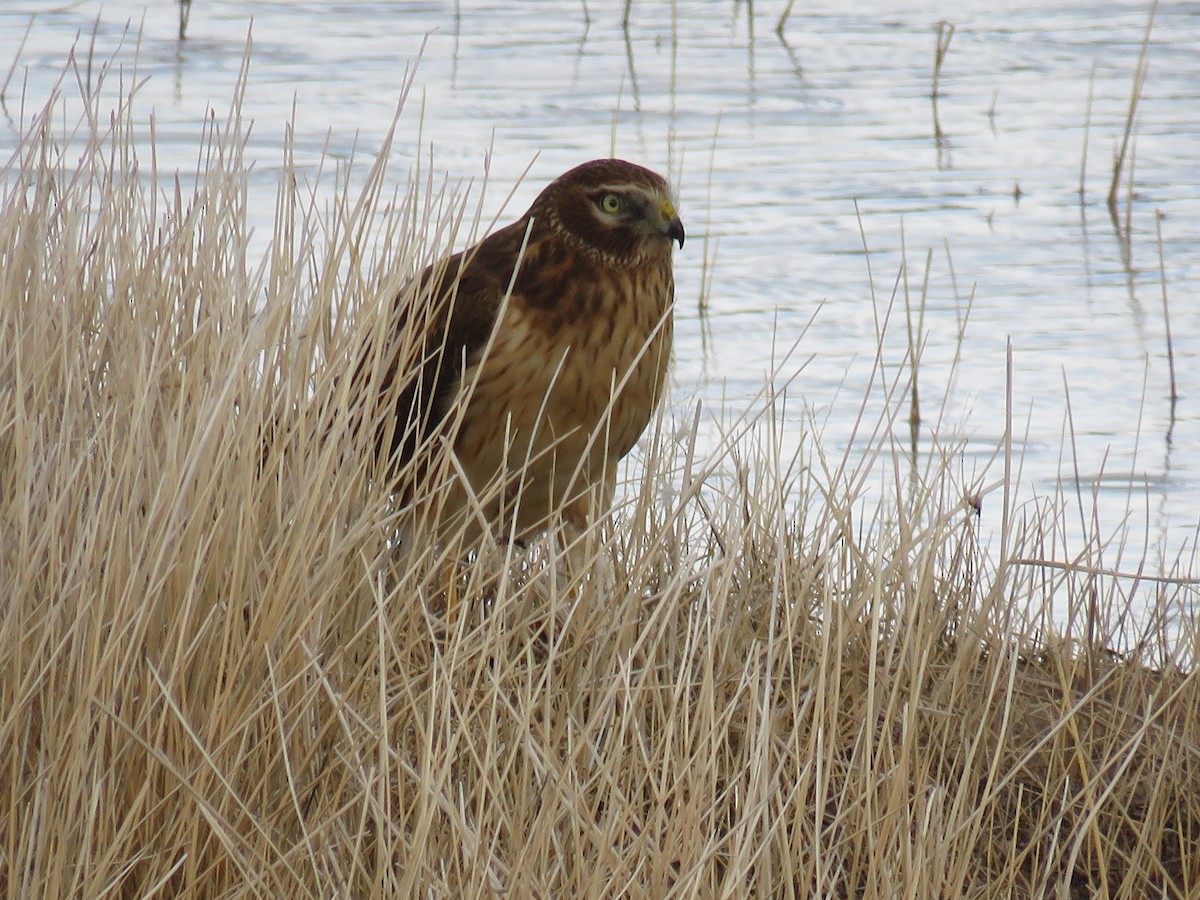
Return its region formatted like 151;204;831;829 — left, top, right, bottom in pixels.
3;1;1198;585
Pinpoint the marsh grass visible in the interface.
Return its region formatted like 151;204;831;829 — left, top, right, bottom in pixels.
2;55;1199;899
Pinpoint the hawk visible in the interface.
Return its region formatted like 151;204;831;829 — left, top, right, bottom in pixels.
358;158;684;545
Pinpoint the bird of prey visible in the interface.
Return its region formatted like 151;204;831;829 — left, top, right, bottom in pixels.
356;158;684;545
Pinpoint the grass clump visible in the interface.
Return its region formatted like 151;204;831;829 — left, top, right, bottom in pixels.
2;57;1198;899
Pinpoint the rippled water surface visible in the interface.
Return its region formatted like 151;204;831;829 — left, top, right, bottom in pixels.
3;1;1199;581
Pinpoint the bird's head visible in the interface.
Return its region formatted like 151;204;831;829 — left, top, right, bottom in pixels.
534;159;684;268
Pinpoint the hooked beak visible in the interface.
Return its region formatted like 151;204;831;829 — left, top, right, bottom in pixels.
659;199;685;248
666;214;685;249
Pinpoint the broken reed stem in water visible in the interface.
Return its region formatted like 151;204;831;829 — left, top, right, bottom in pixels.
931;20;955;140
1108;0;1156;216
178;0;192;41
1155;212;1179;404
776;0;797;36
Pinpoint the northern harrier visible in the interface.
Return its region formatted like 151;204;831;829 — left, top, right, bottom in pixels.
357;158;684;544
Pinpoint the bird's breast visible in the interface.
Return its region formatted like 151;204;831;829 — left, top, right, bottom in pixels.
454;260;673;476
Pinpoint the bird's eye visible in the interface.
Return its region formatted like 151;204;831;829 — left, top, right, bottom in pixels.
599;193;623;214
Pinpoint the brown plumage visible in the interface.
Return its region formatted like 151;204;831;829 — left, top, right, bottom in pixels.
358;158;683;543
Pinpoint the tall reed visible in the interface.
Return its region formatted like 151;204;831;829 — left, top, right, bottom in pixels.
1;50;1197;899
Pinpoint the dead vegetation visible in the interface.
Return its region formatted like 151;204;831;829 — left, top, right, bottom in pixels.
1;56;1197;900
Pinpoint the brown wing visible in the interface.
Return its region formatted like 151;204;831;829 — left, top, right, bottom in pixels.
355;216;534;471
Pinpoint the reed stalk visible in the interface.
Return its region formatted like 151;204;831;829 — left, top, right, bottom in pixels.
1;46;1197;900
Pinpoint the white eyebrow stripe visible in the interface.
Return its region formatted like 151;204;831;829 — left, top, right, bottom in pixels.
592;183;660;196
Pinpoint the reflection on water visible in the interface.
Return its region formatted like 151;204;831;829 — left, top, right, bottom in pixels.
2;1;1198;582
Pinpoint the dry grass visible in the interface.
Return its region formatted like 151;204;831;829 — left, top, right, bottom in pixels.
2;58;1199;900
